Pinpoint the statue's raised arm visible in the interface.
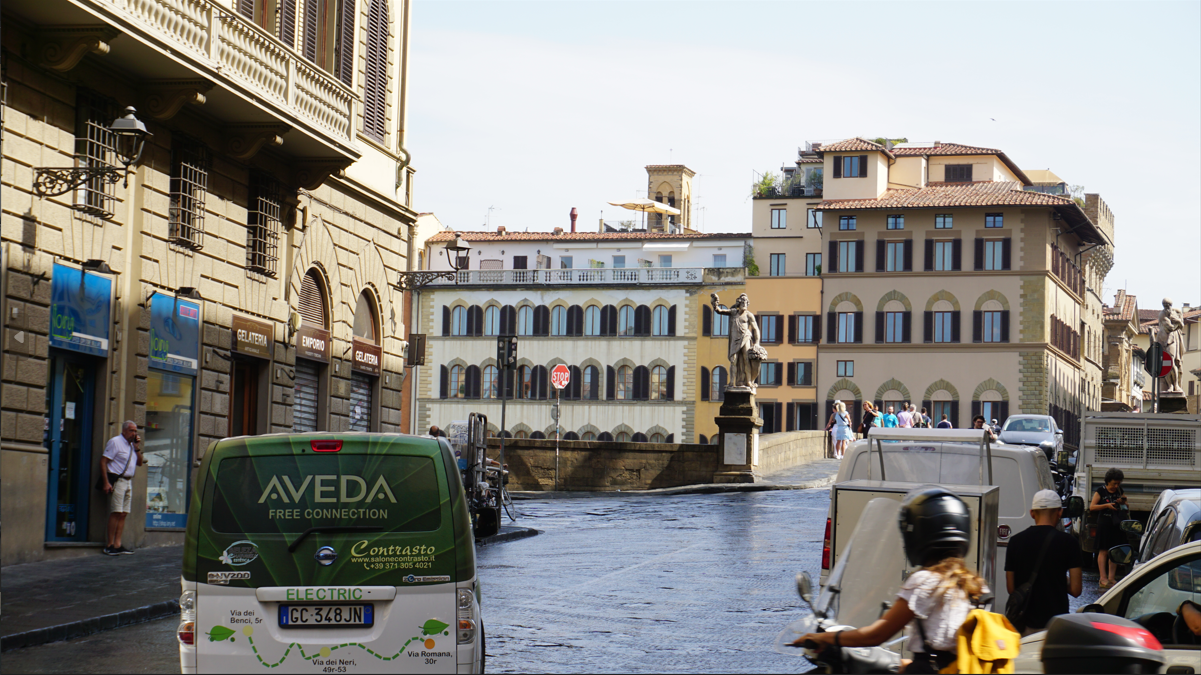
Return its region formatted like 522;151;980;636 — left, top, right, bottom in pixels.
711;292;732;315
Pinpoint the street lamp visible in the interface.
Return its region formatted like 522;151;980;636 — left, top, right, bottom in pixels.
395;233;472;291
33;106;151;197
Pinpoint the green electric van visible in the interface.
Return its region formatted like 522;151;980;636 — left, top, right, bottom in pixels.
178;433;483;674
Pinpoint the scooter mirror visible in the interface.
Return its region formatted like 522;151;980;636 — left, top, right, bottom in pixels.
797;572;814;605
1107;544;1134;565
1119;519;1143;535
1064;496;1085;519
1079;603;1104;613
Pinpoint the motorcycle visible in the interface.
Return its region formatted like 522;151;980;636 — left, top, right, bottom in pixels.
774;498;908;673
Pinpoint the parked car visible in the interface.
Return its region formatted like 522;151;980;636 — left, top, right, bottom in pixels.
1121;488;1201;569
998;414;1063;462
1014;541;1201;673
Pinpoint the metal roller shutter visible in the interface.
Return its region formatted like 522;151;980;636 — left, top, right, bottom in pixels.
294;359;320;432
349;372;373;432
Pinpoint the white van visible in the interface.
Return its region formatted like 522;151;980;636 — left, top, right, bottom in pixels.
178;433;484;674
819;429;1069;611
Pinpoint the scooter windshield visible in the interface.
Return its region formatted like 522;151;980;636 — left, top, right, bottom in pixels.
825;497;908;631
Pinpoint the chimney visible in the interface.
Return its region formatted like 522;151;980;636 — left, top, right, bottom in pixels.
934;140;941;147
553;227;563;236
599;217;604;233
569;207;578;233
496;225;506;235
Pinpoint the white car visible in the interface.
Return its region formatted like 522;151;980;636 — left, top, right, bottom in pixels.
1014;541;1201;673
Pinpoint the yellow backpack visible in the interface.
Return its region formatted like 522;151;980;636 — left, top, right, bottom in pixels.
943;609;1021;674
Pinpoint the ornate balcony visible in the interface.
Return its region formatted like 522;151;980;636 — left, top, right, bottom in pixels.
427;267;746;287
16;0;360;166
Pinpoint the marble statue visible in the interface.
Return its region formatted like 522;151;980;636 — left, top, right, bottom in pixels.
711;292;767;391
1155;297;1186;395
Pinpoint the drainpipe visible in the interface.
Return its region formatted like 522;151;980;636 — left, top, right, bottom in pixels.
395;0;413;180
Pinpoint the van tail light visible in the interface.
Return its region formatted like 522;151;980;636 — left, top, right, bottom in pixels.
457;588;476;644
178;620;195;645
311;440;342;452
821;517;832;571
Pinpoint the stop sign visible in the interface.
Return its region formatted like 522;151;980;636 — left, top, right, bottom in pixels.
551;364;571;390
1159;350;1174;378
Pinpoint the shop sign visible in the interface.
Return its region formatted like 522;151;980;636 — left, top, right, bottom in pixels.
49;262;112;357
296;324;331;363
232;314;273;358
149;292;200;374
352;338;382;375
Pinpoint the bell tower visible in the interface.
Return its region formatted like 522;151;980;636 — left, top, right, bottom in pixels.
645;165;696;233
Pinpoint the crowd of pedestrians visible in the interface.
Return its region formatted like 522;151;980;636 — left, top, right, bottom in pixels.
825;401;1009;459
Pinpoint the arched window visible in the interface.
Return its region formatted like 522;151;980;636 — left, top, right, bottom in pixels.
618;306;635;336
530;431;545;440
451;306;468;336
484;306;500;336
698;434;708;444
615;432;631;443
517;306;534;336
514;430;528;439
563;431;579;441
650;366;668;400
354;291;378;342
584;306;601;336
711;366;727;401
617;366;633;400
710;435;719;445
652;306;669;336
450;365;465;399
517;366;532;399
550;306;568;336
582;365;599;400
298;269;328;329
649;433;665;444
362;0;389;142
581;431;596;441
482;365;498;399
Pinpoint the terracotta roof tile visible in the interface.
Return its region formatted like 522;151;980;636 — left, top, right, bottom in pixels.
426;231;749;243
892;142;1004;157
817;181;1074;210
815;137;893;157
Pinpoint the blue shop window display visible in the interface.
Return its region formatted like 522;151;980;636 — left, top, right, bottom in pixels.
144;293;200;529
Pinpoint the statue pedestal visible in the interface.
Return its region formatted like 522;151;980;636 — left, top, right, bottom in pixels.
1158;393;1189;414
713;389;763;484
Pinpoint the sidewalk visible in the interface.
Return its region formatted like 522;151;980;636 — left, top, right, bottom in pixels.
0;525;538;652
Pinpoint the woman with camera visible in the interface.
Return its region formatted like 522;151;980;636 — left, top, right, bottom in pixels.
1089;467;1127;588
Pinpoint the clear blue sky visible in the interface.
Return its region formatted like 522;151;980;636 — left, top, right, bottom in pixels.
408;1;1200;307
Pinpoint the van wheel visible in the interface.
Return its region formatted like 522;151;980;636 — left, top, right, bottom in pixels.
479;623;486;673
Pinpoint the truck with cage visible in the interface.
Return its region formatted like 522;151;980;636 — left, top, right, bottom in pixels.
1072;412;1201;553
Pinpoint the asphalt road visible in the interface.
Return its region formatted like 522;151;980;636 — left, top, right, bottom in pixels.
2;488;1105;674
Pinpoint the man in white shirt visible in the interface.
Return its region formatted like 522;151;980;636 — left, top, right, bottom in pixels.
101;420;144;555
897;404;913;428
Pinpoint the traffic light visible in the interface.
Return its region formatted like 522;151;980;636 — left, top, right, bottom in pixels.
496;335;517;369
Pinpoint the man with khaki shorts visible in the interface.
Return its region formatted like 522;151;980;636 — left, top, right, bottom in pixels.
101;420;144;555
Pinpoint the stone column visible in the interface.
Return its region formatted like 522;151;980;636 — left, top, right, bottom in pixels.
713;389;762;483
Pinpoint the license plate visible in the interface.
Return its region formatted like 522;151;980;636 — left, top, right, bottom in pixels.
279;604;374;628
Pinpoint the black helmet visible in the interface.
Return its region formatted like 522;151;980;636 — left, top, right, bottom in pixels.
898;487;971;567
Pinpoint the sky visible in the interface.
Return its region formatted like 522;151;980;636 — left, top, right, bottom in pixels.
407;1;1201;308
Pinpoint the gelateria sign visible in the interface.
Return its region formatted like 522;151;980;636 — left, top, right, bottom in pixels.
352;339;381;376
232;315;273;358
149;292;200;374
49;262;112;357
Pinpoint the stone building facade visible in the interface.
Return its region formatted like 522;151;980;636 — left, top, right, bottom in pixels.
809;138;1113;445
1;0;417;564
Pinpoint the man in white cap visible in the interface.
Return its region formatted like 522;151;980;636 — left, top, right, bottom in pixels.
1004;489;1083;634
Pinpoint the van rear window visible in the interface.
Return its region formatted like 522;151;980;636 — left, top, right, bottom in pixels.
209;454;443;534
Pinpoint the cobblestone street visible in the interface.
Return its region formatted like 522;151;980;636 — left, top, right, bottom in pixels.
3;485;1105;674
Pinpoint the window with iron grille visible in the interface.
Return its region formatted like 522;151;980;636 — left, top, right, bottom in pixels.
169;140;209;249
247;173;282;277
362;0;389;142
74;90;117;218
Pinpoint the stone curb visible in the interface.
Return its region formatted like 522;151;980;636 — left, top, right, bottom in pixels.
0;599;180;652
511;475;835;500
476;526;540;546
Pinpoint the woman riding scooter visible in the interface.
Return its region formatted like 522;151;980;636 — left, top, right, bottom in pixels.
796;487;988;673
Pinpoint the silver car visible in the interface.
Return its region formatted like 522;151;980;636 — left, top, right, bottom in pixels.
999;414;1063;463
